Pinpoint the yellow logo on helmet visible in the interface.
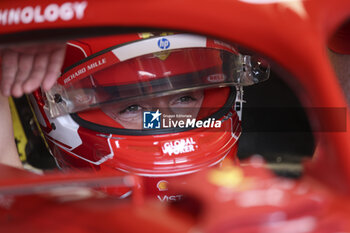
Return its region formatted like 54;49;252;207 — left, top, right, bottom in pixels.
157;180;169;191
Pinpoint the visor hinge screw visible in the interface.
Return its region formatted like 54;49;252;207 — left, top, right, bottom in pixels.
54;94;63;103
235;102;241;111
234;86;245;121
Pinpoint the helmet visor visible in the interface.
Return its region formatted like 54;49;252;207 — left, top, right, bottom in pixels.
46;36;269;118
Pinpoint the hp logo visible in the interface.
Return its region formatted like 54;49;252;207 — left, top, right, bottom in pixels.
157;38;170;49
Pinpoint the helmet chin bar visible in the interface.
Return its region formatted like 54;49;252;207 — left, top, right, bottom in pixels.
234;85;245;121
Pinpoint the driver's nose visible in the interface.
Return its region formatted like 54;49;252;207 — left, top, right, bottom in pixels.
150;98;174;115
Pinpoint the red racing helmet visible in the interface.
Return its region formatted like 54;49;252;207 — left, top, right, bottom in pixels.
29;33;269;199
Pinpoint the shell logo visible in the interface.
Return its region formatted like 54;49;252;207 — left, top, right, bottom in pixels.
157;180;169;191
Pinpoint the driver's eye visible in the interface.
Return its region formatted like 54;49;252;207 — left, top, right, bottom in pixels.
119;104;142;114
176;95;196;104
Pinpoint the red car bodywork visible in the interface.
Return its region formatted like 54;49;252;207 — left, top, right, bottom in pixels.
0;0;349;232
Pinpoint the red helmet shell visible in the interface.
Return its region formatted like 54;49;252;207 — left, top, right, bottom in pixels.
30;33;241;199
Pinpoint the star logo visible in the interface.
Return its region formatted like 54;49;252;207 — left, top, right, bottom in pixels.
151;109;162;122
143;110;162;129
